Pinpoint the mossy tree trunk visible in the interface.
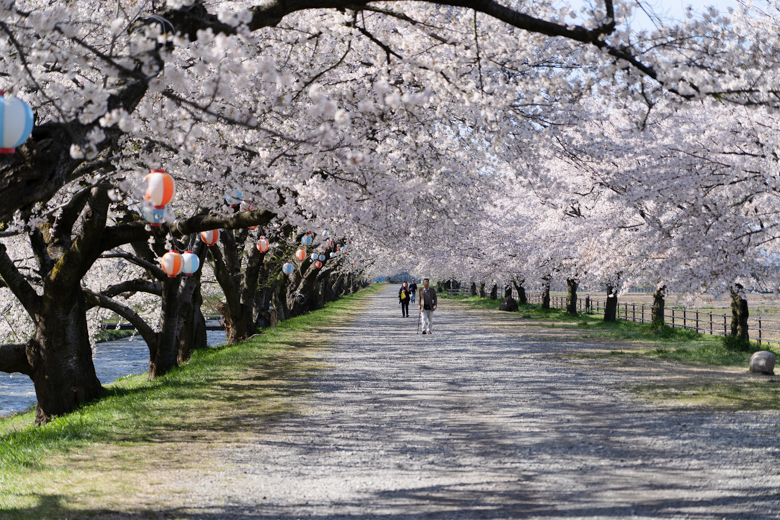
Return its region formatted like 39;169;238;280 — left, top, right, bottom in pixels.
604;285;618;322
0;187;110;424
652;285;666;328
730;284;749;341
489;284;498;300
541;276;551;309
566;278;578;315
208;229;269;343
513;280;527;305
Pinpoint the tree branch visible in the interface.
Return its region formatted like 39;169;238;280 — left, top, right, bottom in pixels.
83;289;156;349
100;252;168;282
102;279;163;298
0;343;33;376
0;243;40;316
0;80;147;224
101;209;276;252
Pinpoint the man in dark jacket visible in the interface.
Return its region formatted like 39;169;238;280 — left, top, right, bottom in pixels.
418;278;437;334
409;281;418;303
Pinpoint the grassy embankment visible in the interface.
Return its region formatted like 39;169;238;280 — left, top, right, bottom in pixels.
93;328;134;343
0;283;383;518
441;293;780;409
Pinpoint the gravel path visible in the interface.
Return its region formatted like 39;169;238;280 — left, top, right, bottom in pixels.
183;285;780;519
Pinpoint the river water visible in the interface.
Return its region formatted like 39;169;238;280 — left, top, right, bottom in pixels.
0;330;227;417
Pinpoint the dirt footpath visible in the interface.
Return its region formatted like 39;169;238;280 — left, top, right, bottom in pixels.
175;285;780;519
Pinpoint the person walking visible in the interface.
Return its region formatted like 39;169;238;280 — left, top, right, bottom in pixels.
409;280;417;304
399;282;411;317
418;278;437;334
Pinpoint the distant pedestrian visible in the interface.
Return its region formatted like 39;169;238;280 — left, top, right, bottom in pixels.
399;282;411;317
418;278;437;334
409;280;417;303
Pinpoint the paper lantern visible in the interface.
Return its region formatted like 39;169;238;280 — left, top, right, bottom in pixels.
0;93;34;154
240;201;258;229
314;261;322;268
142;205;166;227
161;250;183;277
225;189;242;207
301;234;313;246
257;237;269;253
181;251;199;276
329;252;335;258
323;230;330;237
295;248;307;262
144;169;175;208
282;262;294;275
200;229;220;246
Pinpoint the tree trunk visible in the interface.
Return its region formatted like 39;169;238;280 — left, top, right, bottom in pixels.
652;285;666;328
513;281;527;305
566;278;578;315
275;275;288;322
149;276;183;379
489;284;497;299
541;277;551;309
604;285;617;322
208;236;265;343
479;283;486;298
29;291;104;425
504;285;512;299
730;285;749;340
289;264;320;317
177;281;208;364
470;282;477;296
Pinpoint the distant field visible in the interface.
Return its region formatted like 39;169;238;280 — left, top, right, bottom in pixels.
441;285;780;347
547;290;780;347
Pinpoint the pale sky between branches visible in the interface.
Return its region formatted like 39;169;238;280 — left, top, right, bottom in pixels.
565;0;747;30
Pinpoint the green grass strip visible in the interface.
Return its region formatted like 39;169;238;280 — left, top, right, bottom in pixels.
0;283;384;473
440;293;779;367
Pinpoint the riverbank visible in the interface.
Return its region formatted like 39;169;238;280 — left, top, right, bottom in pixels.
93;329;134;343
0;284;383;518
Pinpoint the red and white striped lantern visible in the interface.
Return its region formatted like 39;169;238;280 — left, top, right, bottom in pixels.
257;237;269;253
161;250;183;277
295;248;307;262
314;260;322;268
144;169;176;208
200;229;220;246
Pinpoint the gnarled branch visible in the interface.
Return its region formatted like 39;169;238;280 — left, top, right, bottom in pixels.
83;289;156;349
0;343;33;376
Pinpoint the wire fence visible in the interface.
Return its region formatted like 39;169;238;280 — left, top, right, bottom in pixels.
442;286;780;347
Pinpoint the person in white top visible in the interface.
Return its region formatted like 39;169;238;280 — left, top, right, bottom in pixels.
418;278;438;334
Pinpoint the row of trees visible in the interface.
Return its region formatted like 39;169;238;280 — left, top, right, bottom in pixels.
0;194;367;424
3;0;780;423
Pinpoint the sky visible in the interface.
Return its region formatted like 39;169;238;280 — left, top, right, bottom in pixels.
563;0;744;31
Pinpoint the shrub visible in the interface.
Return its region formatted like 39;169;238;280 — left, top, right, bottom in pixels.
722;335;756;353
